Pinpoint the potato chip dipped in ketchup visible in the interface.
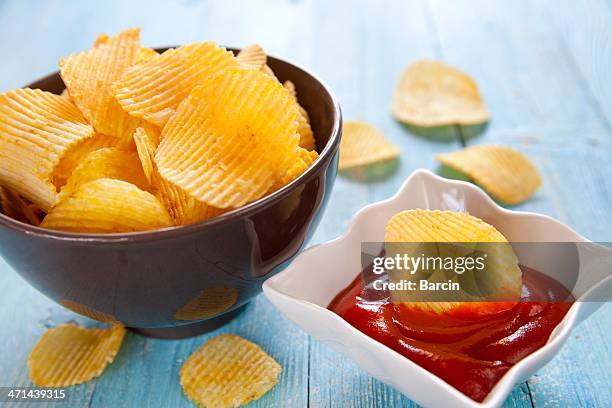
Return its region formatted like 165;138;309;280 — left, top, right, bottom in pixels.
329;209;573;402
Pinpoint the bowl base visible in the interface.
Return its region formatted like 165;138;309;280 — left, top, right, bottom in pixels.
129;305;246;339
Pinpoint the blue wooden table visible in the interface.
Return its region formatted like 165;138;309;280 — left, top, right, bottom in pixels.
0;1;611;407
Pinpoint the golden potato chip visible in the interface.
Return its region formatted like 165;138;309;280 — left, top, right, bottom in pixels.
174;287;238;321
391;60;489;126
60;28;141;140
93;34;110;47
136;47;158;63
0;88;95;211
41;178;172;233
95;31;156;64
236;44;266;70
133;126;227;225
0;186;42;225
436;145;541;205
28;324;125;387
181;334;281;408
339;121;399;169
261;64;278;80
156;68;300;209
57;147;151;202
384;209;522;314
236;44;277;79
385;209;507;243
283;80;297;98
271;148;318;191
60;299;120;324
284;80;316;151
112;42;237;127
51;133;118;190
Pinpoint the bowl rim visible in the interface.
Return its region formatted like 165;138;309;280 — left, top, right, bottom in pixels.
0;47;342;243
263;169;591;408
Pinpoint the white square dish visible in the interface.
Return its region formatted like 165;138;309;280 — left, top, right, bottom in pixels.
263;169;611;408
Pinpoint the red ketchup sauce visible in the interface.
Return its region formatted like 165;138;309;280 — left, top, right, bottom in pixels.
328;266;573;402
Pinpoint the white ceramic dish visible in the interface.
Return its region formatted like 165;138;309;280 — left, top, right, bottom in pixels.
263;169;612;408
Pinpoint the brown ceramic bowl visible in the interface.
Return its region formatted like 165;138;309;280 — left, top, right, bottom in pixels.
0;47;341;338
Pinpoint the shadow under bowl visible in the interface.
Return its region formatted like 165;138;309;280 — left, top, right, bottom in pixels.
0;47;342;338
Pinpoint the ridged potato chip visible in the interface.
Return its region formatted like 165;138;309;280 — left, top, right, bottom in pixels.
95;33;157;63
236;44;267;70
174;287;238;321
41;178;172;233
261;64;278;80
385;209;522;315
60;299;120;324
60;28;141;141
284;80;316;151
181;334;281;408
339;121;399;169
113;42;237;127
136;47;158;63
436;145;541;205
391;60;489;127
156;68;300;209
0;88;95;211
385;209;507;243
271;148;318;191
0;186;42;225
133;126;227;225
57;147;151;202
236;44;277;79
51;133;118;190
28;324;125;387
93;34;110;47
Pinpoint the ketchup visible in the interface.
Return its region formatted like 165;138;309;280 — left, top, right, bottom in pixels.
328;266;573;402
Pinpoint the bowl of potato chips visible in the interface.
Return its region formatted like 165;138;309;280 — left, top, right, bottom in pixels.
0;29;341;338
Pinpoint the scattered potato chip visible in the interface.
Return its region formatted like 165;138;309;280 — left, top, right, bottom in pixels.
174;287;238;321
181;334;281;408
57;147;152;202
0;186;42;225
41;178;172;233
0;88;95;211
60;299;120;324
51;133;118;190
391;60;489;127
284;80;316;151
133;126;227;224
339;121;399;169
436;145;541;205
112;42;237;127
385;209;522;314
236;44;267;70
28;324;125;387
156;68;300;209
60;28;141;141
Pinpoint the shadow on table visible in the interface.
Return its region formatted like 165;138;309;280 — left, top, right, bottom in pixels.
401;122;489;144
340;158;400;183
